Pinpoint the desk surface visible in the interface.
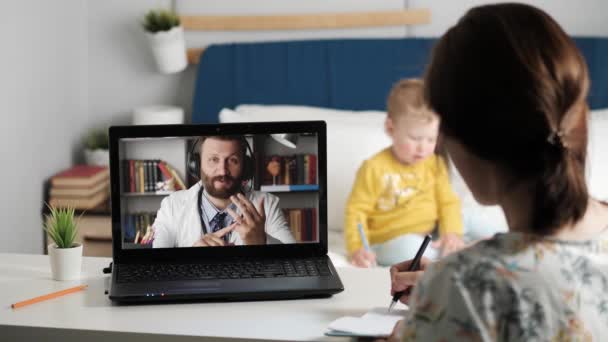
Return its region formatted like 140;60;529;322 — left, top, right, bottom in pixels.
0;253;406;341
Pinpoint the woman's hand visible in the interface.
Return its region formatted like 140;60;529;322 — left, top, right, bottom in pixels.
350;248;377;268
432;232;465;257
390;257;432;304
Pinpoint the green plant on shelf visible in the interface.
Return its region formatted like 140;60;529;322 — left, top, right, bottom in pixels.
142;9;180;33
84;129;109;150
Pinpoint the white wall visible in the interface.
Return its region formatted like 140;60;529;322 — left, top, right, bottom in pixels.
2;0;607;253
0;0;88;253
87;0;194;127
409;0;608;37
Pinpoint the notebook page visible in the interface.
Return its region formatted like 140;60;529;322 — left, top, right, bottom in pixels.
327;307;407;337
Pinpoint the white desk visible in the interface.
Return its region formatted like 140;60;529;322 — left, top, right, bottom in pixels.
0;253;406;341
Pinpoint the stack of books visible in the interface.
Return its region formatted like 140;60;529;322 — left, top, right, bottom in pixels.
49;165;110;210
121;159;185;194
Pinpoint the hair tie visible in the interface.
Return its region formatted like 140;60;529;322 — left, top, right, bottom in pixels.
547;130;568;148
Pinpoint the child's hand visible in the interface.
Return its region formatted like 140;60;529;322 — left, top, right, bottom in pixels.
350;248;377;268
432;233;465;257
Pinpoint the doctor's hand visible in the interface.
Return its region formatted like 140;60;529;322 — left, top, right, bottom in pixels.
227;194;266;245
192;224;236;247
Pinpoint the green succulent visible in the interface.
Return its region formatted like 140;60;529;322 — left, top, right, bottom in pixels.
84;129;109;150
143;9;181;33
44;206;80;249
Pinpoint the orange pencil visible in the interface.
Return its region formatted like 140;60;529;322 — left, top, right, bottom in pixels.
11;285;88;309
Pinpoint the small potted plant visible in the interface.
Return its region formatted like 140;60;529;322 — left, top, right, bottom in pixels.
83;128;109;166
142;9;187;73
44;206;83;281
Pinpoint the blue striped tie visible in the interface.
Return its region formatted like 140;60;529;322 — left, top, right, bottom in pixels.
209;212;229;242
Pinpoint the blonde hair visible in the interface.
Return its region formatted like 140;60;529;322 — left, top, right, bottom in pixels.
387;78;437;123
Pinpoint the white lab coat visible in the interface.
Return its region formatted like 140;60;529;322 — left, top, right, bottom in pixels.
152;183;296;248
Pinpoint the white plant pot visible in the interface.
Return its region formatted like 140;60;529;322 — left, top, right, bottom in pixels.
48;243;83;281
84;148;109;166
147;26;187;74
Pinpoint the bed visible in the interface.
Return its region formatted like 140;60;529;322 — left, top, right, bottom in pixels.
190;37;608;264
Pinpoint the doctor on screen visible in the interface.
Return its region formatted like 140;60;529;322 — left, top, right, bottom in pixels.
152;135;296;248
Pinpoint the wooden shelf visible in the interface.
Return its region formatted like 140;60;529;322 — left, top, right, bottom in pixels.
260;184;319;192
181;9;430;31
122;191;174;197
183;9;431;64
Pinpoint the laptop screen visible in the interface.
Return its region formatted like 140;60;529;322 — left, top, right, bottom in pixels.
115;129;322;251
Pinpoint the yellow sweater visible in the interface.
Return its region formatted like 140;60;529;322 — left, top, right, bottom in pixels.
344;148;463;254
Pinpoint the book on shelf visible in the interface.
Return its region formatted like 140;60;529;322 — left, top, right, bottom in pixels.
143;160;149;192
49;178;110;197
284;155;297;185
49;188;110;210
51;165;109;188
282;207;318;242
138;161;145;192
262;153;317;186
164;161;186;190
122;159;185;194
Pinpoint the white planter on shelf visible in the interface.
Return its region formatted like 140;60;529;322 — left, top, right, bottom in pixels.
84;148;109;166
147;26;187;74
48;243;83;281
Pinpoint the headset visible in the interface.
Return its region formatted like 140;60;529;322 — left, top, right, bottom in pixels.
187;135;255;184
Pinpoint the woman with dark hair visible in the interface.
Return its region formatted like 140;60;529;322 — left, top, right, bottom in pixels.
384;3;608;341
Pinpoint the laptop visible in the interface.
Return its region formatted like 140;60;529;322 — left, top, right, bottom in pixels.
108;121;344;303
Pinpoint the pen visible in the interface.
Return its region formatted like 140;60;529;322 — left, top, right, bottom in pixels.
357;221;371;251
11;285;88;309
388;234;432;312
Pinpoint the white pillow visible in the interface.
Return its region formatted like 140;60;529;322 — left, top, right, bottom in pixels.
219;106;391;233
234;104;386;125
588;108;608;201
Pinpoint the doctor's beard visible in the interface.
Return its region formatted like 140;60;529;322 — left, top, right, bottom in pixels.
201;173;241;199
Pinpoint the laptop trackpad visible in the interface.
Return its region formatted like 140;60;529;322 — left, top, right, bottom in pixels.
164;281;222;294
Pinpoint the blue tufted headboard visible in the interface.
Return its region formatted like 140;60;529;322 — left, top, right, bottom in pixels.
192;37;608;123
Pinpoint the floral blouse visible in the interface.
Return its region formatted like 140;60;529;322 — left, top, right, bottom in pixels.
402;230;608;341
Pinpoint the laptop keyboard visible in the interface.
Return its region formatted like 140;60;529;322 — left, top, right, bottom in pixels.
116;258;333;283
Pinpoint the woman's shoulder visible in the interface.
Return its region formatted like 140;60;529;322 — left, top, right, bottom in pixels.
423;230;608;292
410;232;608;340
420;234;532;289
423;239;502;280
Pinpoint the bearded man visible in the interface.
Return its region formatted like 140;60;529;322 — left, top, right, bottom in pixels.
152;135;295;248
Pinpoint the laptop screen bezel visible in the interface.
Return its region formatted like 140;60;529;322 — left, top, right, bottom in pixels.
109;121;328;263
